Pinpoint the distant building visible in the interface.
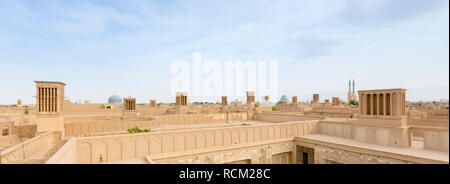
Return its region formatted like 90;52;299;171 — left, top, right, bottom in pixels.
108;95;122;104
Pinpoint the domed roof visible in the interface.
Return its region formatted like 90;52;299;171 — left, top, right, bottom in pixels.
108;95;122;104
281;95;288;100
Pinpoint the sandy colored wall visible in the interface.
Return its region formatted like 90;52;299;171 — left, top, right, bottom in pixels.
45;138;77;164
318;121;354;139
0;131;61;163
413;127;449;152
319;120;449;151
73;120;318;164
205;112;249;121
408;110;449;120
254;113;319;123
0;135;21;151
151;140;295;164
136;107;170;116
64;113;249;137
36;116;64;133
318;121;410;148
65;102;122;114
65;102;170;116
256;107;273;112
14;125;37;138
295;137;447;164
65;114;219;137
64;114;123;123
0;107;28;115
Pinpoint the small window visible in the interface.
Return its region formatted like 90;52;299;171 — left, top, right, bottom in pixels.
2;128;9;136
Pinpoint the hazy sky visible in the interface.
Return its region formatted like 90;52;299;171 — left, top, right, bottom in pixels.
0;0;448;105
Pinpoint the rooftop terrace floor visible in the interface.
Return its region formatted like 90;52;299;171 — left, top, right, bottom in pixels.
297;134;449;163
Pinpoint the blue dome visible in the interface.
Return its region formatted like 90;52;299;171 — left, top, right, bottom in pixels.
108;95;122;104
281;95;288;100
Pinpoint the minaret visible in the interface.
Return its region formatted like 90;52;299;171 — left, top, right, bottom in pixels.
353;80;355;93
349;79;351;93
348;79;357;104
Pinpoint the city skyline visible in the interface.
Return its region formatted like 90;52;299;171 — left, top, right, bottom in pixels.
0;0;448;105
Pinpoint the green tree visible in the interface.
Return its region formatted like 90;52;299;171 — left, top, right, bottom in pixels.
127;127;151;134
24;107;29;114
349;100;359;106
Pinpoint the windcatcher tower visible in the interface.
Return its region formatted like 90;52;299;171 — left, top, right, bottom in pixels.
35;81;66;136
246;91;255;107
357;88;410;147
292;96;298;104
176;92;188;106
149;100;156;108
175;92;189;114
222;96;228;106
123;98;136;111
312;94;320;104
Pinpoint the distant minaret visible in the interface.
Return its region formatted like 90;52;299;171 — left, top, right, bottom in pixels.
349;79;351;93
353;80;355;93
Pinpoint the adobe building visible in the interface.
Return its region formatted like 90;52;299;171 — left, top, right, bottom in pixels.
0;119;14;137
222;96;228;106
17;99;22;107
358;89;406;118
175;92;189;114
246;91;255;107
0;81;448;165
332;97;340;106
292;96;298;104
259;95;274;108
150;100;157;108
34;81;66;135
176;92;188;106
122;97;138;118
123;98;136;111
357;89;410;147
264;96;270;104
313;94;320;104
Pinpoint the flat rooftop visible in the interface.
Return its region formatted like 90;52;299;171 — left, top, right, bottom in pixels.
86;120;275;137
296;134;449;163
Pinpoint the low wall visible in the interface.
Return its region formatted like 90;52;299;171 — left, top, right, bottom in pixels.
151;139;295;164
410;126;449;152
74;120;318;164
0;107;26;114
0;131;61;163
206;112;249;121
319;120;449;151
64;113;249;137
318;121;354;139
64;114;122;123
45;139;77;164
318;120;410;148
408;110;449;120
254;113;319;123
295;136;448;164
136;107;170;116
64;102;124;114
